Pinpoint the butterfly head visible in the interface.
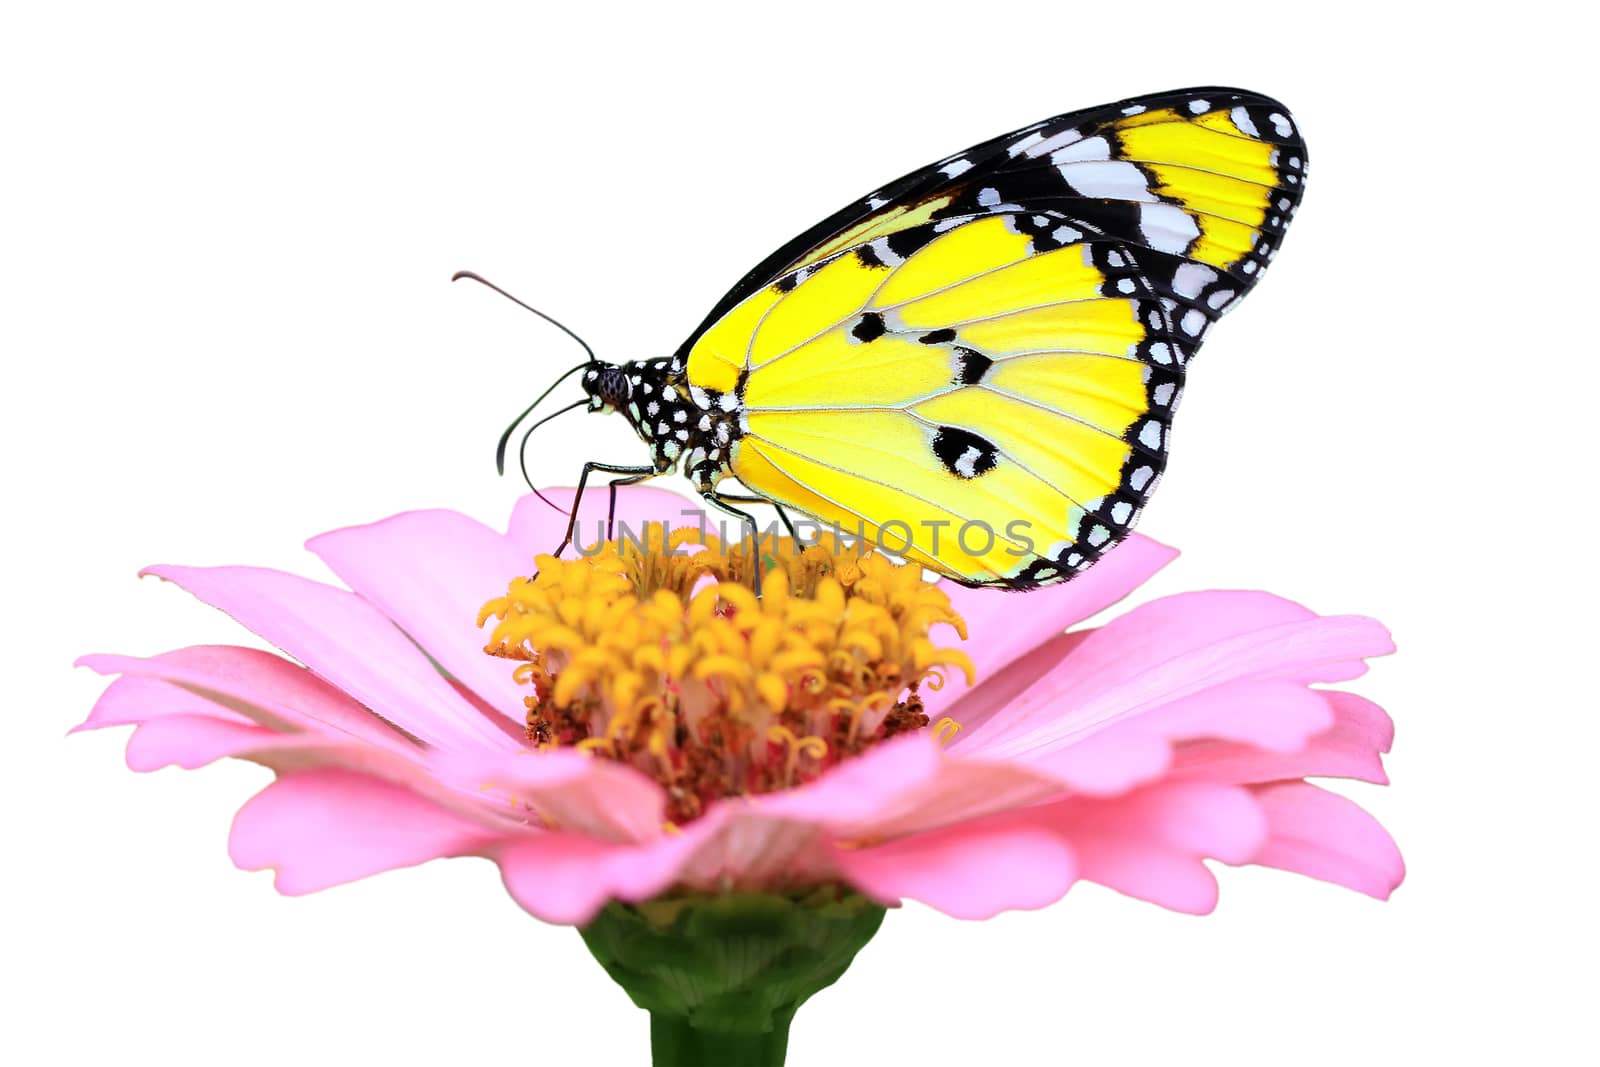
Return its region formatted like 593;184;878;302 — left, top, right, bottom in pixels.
581;362;632;412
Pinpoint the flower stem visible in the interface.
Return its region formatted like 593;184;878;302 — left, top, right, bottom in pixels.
578;887;887;1067
648;1007;795;1067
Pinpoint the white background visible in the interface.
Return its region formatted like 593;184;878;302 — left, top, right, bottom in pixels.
4;3;1594;1064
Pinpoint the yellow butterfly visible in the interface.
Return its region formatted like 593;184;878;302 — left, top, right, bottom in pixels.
472;86;1306;588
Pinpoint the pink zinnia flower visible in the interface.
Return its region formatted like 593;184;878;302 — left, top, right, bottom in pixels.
76;487;1402;926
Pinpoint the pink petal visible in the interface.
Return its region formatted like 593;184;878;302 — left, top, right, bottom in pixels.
1062;781;1267;862
230;769;506;894
1017;728;1172;796
80;652;639;846
1322;690;1395;753
307;509;533;722
671;807;837;890
1050;782;1267;913
752;734;1064;839
1170;691;1393;787
1067;836;1220;913
832;812;1078;919
113;699;411;777
752;735;941;825
1132;679;1336;752
80;655;545;829
435;748;667;844
495;828;702;925
937;631;1092;740
1248;781;1404;899
75;671;255;732
141;565;519;753
124;712;288;771
924;534;1178;719
962;591;1393;765
505;486;706;560
1035;680;1335;795
76;646;413;753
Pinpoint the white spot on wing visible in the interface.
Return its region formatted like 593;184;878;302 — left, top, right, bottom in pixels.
1007;130;1045;157
1139;203;1200;253
1230;106;1259;137
1049;136;1111;164
1171;262;1217;300
1022;127;1085;158
1059;160;1157;202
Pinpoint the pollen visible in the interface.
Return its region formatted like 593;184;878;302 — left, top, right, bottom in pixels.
478;524;974;823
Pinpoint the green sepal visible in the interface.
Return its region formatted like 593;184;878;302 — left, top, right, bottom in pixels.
578;886;888;1067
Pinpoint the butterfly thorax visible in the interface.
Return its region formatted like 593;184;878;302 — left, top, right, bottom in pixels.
581;358;743;491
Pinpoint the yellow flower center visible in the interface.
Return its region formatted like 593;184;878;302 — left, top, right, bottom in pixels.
478;524;973;823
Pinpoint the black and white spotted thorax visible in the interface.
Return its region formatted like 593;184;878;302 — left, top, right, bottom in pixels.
581;358;744;491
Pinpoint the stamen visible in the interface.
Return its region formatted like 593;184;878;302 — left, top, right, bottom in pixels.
931;717;964;746
767;724;829;786
480;526;974;824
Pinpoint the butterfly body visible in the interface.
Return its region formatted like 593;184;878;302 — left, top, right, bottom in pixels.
581;357;741;492
555;87;1307;588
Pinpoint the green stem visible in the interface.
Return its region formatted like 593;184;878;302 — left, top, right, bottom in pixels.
649;1007;795;1067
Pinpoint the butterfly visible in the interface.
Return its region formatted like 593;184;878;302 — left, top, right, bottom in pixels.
475;86;1307;589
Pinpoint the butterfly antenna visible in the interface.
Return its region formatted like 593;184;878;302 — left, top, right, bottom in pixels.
517;398;588;504
452;270;598;362
492;362;589;476
455;271;602;515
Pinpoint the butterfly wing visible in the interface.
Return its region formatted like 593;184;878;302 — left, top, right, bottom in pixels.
679;87;1307;587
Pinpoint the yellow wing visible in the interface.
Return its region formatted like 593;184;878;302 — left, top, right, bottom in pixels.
678;88;1305;587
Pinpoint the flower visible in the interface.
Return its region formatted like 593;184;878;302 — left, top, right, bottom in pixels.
76;487;1402;927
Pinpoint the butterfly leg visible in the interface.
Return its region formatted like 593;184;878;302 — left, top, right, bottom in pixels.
707;494;800;543
701;492;768;596
553;461;658;556
605;472;656;542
